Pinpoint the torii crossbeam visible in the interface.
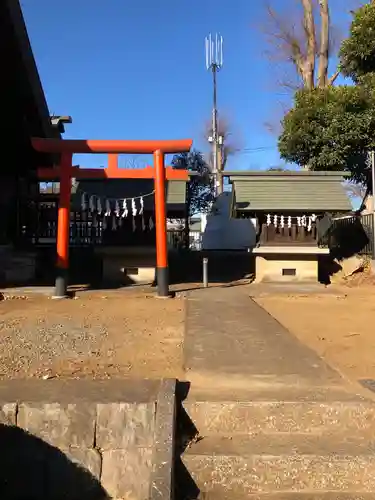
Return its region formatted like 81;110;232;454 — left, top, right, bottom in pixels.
33;138;192;298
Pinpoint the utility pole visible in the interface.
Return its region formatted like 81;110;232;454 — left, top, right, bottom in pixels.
205;33;223;197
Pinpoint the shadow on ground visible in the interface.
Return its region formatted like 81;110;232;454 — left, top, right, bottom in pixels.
318;255;343;285
174;381;201;500
169;251;254;286
0;424;108;500
1;247;255;292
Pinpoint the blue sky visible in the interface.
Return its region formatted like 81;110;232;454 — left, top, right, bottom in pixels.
21;0;356;171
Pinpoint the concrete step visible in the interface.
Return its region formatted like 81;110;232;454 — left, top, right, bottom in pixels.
194;493;375;499
181;370;363;402
182;435;375;496
185;434;375;457
183;399;375;436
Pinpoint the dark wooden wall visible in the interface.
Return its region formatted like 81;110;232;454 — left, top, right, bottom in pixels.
0;1;54;244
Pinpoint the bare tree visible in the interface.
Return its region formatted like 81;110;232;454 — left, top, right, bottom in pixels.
268;166;289;171
263;0;339;90
344;181;370;213
204;116;239;170
345;182;367;201
203;116;241;193
120;154;148;169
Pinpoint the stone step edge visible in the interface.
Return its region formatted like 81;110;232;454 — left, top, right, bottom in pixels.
183;400;375;407
185;452;375;459
183;433;375;457
195;492;375;499
181;387;374;404
183;453;375;493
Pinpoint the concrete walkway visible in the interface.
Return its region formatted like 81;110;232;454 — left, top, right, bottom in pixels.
181;285;375;498
184;285;343;391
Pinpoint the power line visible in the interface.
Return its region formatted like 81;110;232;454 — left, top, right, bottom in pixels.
234;146;279;155
241;146;277;151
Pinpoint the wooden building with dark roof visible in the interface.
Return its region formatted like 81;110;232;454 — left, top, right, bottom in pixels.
36;178;188;249
0;0;60;247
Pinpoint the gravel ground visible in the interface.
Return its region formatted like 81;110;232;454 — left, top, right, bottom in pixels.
0;290;185;380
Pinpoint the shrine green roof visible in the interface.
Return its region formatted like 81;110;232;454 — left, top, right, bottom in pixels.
227;171;352;213
70;179;187;213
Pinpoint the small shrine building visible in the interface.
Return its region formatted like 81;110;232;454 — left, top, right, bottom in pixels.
228;171;351;282
35;177;188;285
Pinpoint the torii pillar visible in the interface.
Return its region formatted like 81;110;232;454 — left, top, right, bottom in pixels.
33;138;192;298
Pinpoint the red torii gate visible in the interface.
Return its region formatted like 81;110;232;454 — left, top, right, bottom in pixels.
32;138;192;298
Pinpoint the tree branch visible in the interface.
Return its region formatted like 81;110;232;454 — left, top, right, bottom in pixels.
264;3;306;77
328;69;340;85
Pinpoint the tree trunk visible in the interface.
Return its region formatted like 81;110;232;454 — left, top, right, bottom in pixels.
317;0;330;88
301;0;316;90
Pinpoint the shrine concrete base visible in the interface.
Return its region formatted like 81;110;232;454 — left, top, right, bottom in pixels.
252;246;330;283
0;246;37;286
96;247;156;286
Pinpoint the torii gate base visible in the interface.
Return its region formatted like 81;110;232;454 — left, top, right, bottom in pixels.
33;138;192;298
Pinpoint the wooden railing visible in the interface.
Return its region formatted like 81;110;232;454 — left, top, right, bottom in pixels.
259;222;318;246
20;217;195;251
328;214;373;257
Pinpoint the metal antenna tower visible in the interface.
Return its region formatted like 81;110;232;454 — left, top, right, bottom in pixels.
205;33;223;197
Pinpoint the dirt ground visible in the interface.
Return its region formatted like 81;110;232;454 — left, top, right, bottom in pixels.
0;289;185;380
5;277;375;386
256;285;375;383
